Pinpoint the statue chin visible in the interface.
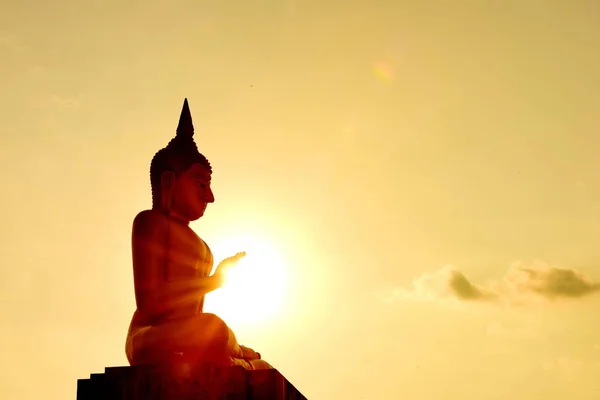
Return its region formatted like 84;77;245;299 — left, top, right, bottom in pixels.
187;209;205;222
167;204;205;222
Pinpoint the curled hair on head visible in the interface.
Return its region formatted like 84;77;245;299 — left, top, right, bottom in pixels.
149;98;212;208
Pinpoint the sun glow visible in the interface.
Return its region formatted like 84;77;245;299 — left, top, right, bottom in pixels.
204;234;289;326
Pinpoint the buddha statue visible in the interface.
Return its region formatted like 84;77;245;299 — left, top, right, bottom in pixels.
125;99;272;370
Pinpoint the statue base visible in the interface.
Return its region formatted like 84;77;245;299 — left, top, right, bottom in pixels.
76;364;307;399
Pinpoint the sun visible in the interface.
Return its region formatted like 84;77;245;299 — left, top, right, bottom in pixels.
204;234;289;326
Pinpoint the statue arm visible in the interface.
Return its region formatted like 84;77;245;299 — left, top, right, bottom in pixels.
163;274;221;299
131;211;168;313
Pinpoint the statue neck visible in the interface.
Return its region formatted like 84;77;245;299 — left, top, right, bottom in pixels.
151;206;191;226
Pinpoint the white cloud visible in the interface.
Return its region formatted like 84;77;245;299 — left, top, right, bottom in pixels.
386;260;600;306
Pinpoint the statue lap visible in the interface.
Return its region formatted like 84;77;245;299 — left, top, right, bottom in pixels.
128;313;237;365
128;313;272;370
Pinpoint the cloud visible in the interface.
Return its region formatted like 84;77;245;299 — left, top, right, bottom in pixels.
505;262;600;299
379;265;494;304
388;261;600;305
448;269;489;300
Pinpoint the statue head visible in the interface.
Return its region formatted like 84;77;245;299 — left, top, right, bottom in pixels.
150;99;214;222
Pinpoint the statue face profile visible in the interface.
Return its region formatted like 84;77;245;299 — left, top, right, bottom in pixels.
161;163;214;222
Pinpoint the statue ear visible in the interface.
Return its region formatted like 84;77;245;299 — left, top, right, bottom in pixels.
160;171;176;212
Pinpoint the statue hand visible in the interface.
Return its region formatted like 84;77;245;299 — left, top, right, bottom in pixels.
214;252;246;277
240;345;261;360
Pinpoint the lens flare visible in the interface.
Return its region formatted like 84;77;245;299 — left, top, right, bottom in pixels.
372;61;396;83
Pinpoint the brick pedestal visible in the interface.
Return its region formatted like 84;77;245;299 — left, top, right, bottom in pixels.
76;364;307;400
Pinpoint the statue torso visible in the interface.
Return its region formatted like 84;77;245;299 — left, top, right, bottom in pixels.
163;221;214;316
130;210;214;329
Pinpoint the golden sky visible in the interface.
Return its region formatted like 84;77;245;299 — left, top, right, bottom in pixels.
1;1;600;399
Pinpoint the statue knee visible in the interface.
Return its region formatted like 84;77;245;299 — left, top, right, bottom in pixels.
186;313;232;363
193;313;229;344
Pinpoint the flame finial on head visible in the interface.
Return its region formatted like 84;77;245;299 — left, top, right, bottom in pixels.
176;98;194;137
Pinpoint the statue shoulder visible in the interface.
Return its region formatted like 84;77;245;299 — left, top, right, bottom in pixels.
132;209;170;238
